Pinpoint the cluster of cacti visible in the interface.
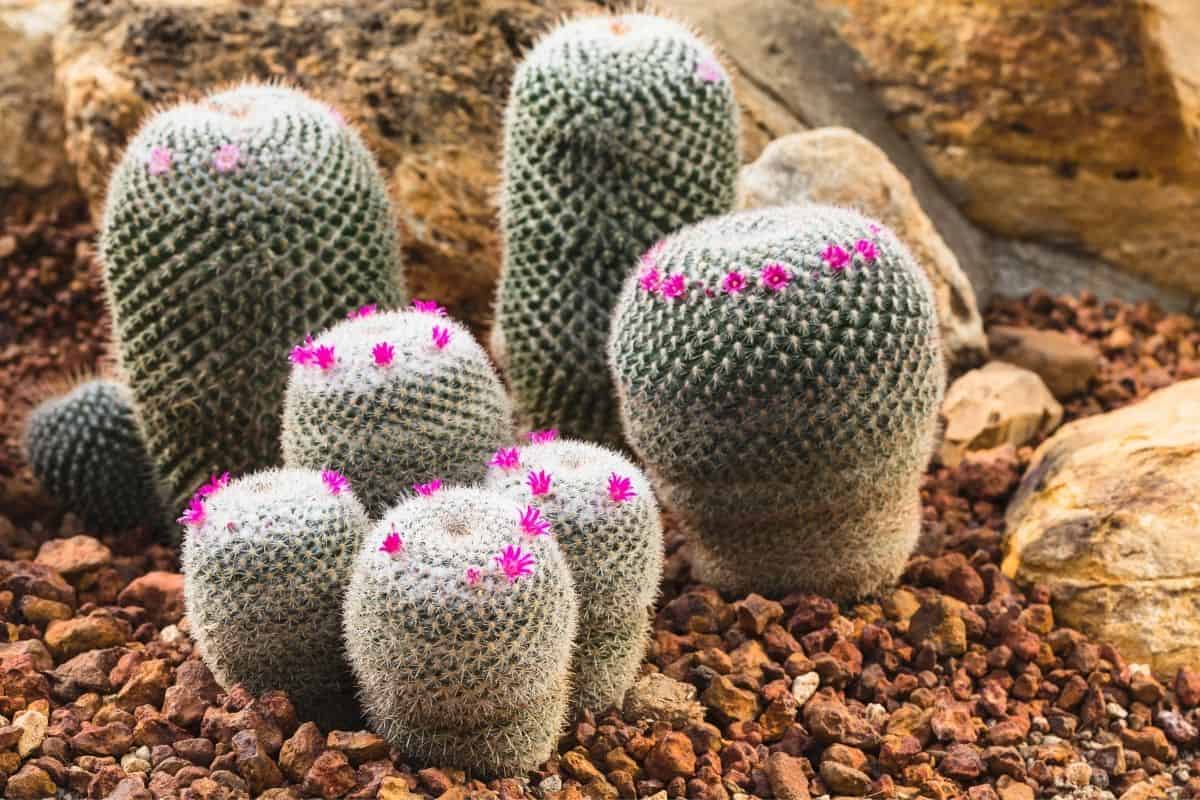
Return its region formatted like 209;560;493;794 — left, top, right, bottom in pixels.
181;467;370;730
343;486;578;776
494;12;740;445
485;438;662;712
21;377;163;530
282;304;513;515
609;204;945;600
100;83;407;516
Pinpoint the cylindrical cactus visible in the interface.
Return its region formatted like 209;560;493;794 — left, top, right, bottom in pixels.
485;439;661;713
181;468;370;730
494;12;740;446
608;205;946;599
343;486;577;777
281;306;514;515
21;377;163;530
100;83;407;515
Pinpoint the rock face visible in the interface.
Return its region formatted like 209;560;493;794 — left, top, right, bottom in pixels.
1004;379;1200;677
739;128;986;367
939;362;1062;467
820;0;1200;298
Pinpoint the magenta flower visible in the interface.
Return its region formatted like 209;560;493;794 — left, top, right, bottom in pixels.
518;505;552;537
637;265;661;295
431;325;451;350
322;470;349;495
411;299;447;316
721;271;747;294
196;472;231;498
289;335;316;365
821;244;850;271
347;304;377;320
760;262;793;292
212;143;241;173
313;345;336;370
661;273;687;299
490;447;520;470
527;470;552;496
494;545;536;583
854;239;878;262
607;473;636;503
177;497;206;527
695;57;725;84
380;526;404;555
413;479;442;497
869;223;881;236
372;342;395;367
464;566;482;586
528;429;559;444
147;146;172;176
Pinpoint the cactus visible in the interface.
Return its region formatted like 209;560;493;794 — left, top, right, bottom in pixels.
281;307;514;515
343;486;577;777
486;439;661;712
608;205;946;599
100;83;407;515
21;377;163;530
494;12;740;445
181;467;370;730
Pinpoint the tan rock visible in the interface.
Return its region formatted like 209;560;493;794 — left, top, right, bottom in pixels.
987;326;1101;400
622;673;705;727
739;128;986;367
940;362;1062;467
1004;379;1200;678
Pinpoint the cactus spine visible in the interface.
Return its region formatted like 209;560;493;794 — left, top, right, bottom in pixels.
494;12;740;445
608;205;946;599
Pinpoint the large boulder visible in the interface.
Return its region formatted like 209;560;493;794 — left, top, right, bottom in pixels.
739;128;987;368
1004;380;1200;678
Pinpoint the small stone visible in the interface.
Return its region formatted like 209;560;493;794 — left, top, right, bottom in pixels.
734;594;784;636
115;658;172;710
35;535;112;576
819;760;870;795
280;721;325;783
19;595;72;625
120;752;151;773
233;729;283;795
1158;709;1198;744
109;777;153;800
117;572;185;627
791;673;819;706
995;776;1035;800
5;763;57;799
564;750;606;783
765;752;811;800
0;639;54;672
623;674;705;727
380;776;423;800
1176;667;1200;707
326;729;388;765
645;732;695;781
71;721;134;756
44;615;128;660
176;737;216;766
0;561;75;606
1122;726;1173;761
804;690;879;748
1065;761;1092;787
931;699;977;743
702;676;758;723
939;362;1062;466
13;707;47;757
939;744;984;780
908;596;967;657
303;750;356;799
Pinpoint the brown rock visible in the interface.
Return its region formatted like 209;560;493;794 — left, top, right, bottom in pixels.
303;750;356;799
13;707;47;757
0;561;75;606
940;362;1062;467
0;639;53;671
115;658;171;710
1121;726;1174;761
232;729;283;795
280;721;325;783
51;647;123;699
931;699;977;743
995;777;1035;800
907;596;967;657
987;326;1101;399
19;594;72;625
623;674;705;727
70;720;133;756
176;737;216;766
326;729;388;766
819;760;871;795
5;763;57;800
1176;666;1200;707
35;535;111;576
44;614;128;660
563;750;605;784
734;594;784;636
110;777;154;800
117;572;184;627
766;752;811;800
803;690;880;749
645;732;695;781
702;676;759;724
164;661;222;729
939;743;984;780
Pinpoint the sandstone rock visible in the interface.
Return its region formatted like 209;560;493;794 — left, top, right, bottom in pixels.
35;535;111;577
0;639;53;672
1004;379;1200;677
13;707;46;758
117;572;184;627
5;762;57;800
645;732;696;782
302;749;356;799
739;128;986;367
702;676;759;724
818;760;870;795
622;673;705;727
765;752;812;800
279;721;324;784
940;362;1062;467
44;614;128;661
325;729;387;766
987;326;1102;399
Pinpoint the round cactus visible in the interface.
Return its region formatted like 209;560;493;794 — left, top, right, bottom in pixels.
21;377;163;530
343;486;577;777
494;12;740;446
100;83;407;515
181;468;370;730
486;438;661;712
608;205;946;599
281;306;514;515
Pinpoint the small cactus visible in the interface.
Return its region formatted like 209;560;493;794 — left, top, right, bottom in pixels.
343;486;577;777
486;438;662;713
608;205;946;599
181;468;370;730
494;12;740;445
281;306;514;515
101;83;407;516
21;377;163;530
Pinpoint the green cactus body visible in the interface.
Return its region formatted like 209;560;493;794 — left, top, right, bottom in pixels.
22;378;163;530
343;487;577;777
100;84;407;514
608;205;946;600
181;468;370;730
495;12;740;445
485;439;661;713
281;308;514;515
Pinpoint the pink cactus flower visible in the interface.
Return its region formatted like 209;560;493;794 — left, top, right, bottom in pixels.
607;473;636;503
661;273;687;299
518;505;552;537
289;335;316;365
527;470;552;496
464;566;482;586
490;447;520;470
494;545;536;583
347;304;377;320
411;299;447;316
821;244;851;271
695;57;725;84
760;262;793;292
854;239;878;262
313;345;336;370
413;479;442;497
322;470;349;495
869;223;881;236
380;527;404;555
637;265;662;295
431;326;451;350
721;271;748;294
196;472;231;498
147;146;173;176
212;143;242;173
177;497;206;527
528;429;558;445
372;342;395;367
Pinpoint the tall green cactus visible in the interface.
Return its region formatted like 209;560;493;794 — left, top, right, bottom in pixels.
282;306;513;515
22;377;163;530
343;487;577;777
608;205;945;599
494;12;740;445
181;468;370;730
100;83;407;514
486;438;661;713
